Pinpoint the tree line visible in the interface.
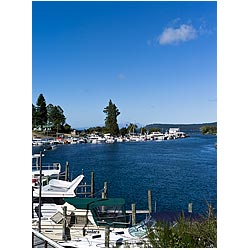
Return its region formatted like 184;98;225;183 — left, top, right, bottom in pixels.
32;95;132;136
200;125;217;135
33;95;215;136
32;94;71;133
32;95;153;136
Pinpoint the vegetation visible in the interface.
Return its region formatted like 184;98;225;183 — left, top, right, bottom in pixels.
34;94;48;129
47;104;66;131
32;93;70;133
32;94;217;137
145;206;217;248
148;127;161;133
200;125;217;135
103;99;120;136
146;122;217;132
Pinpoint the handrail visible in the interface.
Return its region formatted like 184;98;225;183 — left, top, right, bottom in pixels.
32;229;63;248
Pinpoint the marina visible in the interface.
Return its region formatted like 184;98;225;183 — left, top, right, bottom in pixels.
32;128;189;146
32;131;217;247
32;156;155;247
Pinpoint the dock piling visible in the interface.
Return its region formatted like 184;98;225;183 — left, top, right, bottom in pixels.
91;172;95;197
188;203;193;213
148;190;152;214
65;162;69;181
132;203;136;225
62;206;67;241
105;226;110;247
38;151;42;232
103;181;108;198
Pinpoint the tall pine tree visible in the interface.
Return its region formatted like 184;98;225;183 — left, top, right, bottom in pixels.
36;94;47;128
103;100;120;136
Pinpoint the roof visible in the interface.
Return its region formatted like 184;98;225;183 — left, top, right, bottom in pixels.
65;197;129;228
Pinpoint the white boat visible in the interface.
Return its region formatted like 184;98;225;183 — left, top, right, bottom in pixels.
32;174;153;247
106;137;115;143
32;138;43;146
32;154;61;186
116;137;124;143
104;133;115;143
32;175;84;222
148;131;165;141
33;175;84;198
88;134;106;144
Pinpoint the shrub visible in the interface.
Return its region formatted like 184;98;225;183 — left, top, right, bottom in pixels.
145;205;217;248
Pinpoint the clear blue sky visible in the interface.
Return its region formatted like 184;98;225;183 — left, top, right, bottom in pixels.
32;1;217;129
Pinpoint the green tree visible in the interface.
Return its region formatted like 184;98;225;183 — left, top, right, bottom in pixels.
47;105;66;132
127;123;138;134
103;99;120;135
119;127;128;136
36;94;47;129
140;127;147;135
200;126;217;135
32;104;38;128
63;123;72;133
149;127;160;133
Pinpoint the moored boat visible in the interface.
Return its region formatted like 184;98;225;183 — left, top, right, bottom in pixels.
32;173;152;247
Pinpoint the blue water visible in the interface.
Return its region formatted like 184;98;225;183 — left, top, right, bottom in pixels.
32;133;217;215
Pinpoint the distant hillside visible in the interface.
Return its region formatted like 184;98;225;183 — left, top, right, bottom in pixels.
145;122;217;132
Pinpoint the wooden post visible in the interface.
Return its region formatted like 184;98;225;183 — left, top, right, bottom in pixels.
132;203;136;226
101;192;106;212
65;162;69;181
103;181;108;198
62;206;67;241
38;151;42;232
84;182;87;197
188;203;193;213
208;204;212;218
105;226;110;247
148;190;152;214
91;172;95;197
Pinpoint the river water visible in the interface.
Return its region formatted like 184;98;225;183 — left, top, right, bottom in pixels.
32;132;217;215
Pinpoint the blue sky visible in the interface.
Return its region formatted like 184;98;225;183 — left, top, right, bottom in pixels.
32;1;217;129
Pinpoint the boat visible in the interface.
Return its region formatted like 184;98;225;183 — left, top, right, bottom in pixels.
32;154;61;186
32;174;84;224
104;133;115;143
57;215;154;248
147;131;165;141
32;174;153;247
43;144;57;151
33;175;84;198
32;138;44;146
116;137;124;143
88;134;106;144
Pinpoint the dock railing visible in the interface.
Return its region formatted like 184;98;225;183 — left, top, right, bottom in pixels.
32;229;63;248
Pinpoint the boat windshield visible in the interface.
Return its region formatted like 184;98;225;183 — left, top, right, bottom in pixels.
128;216;156;237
